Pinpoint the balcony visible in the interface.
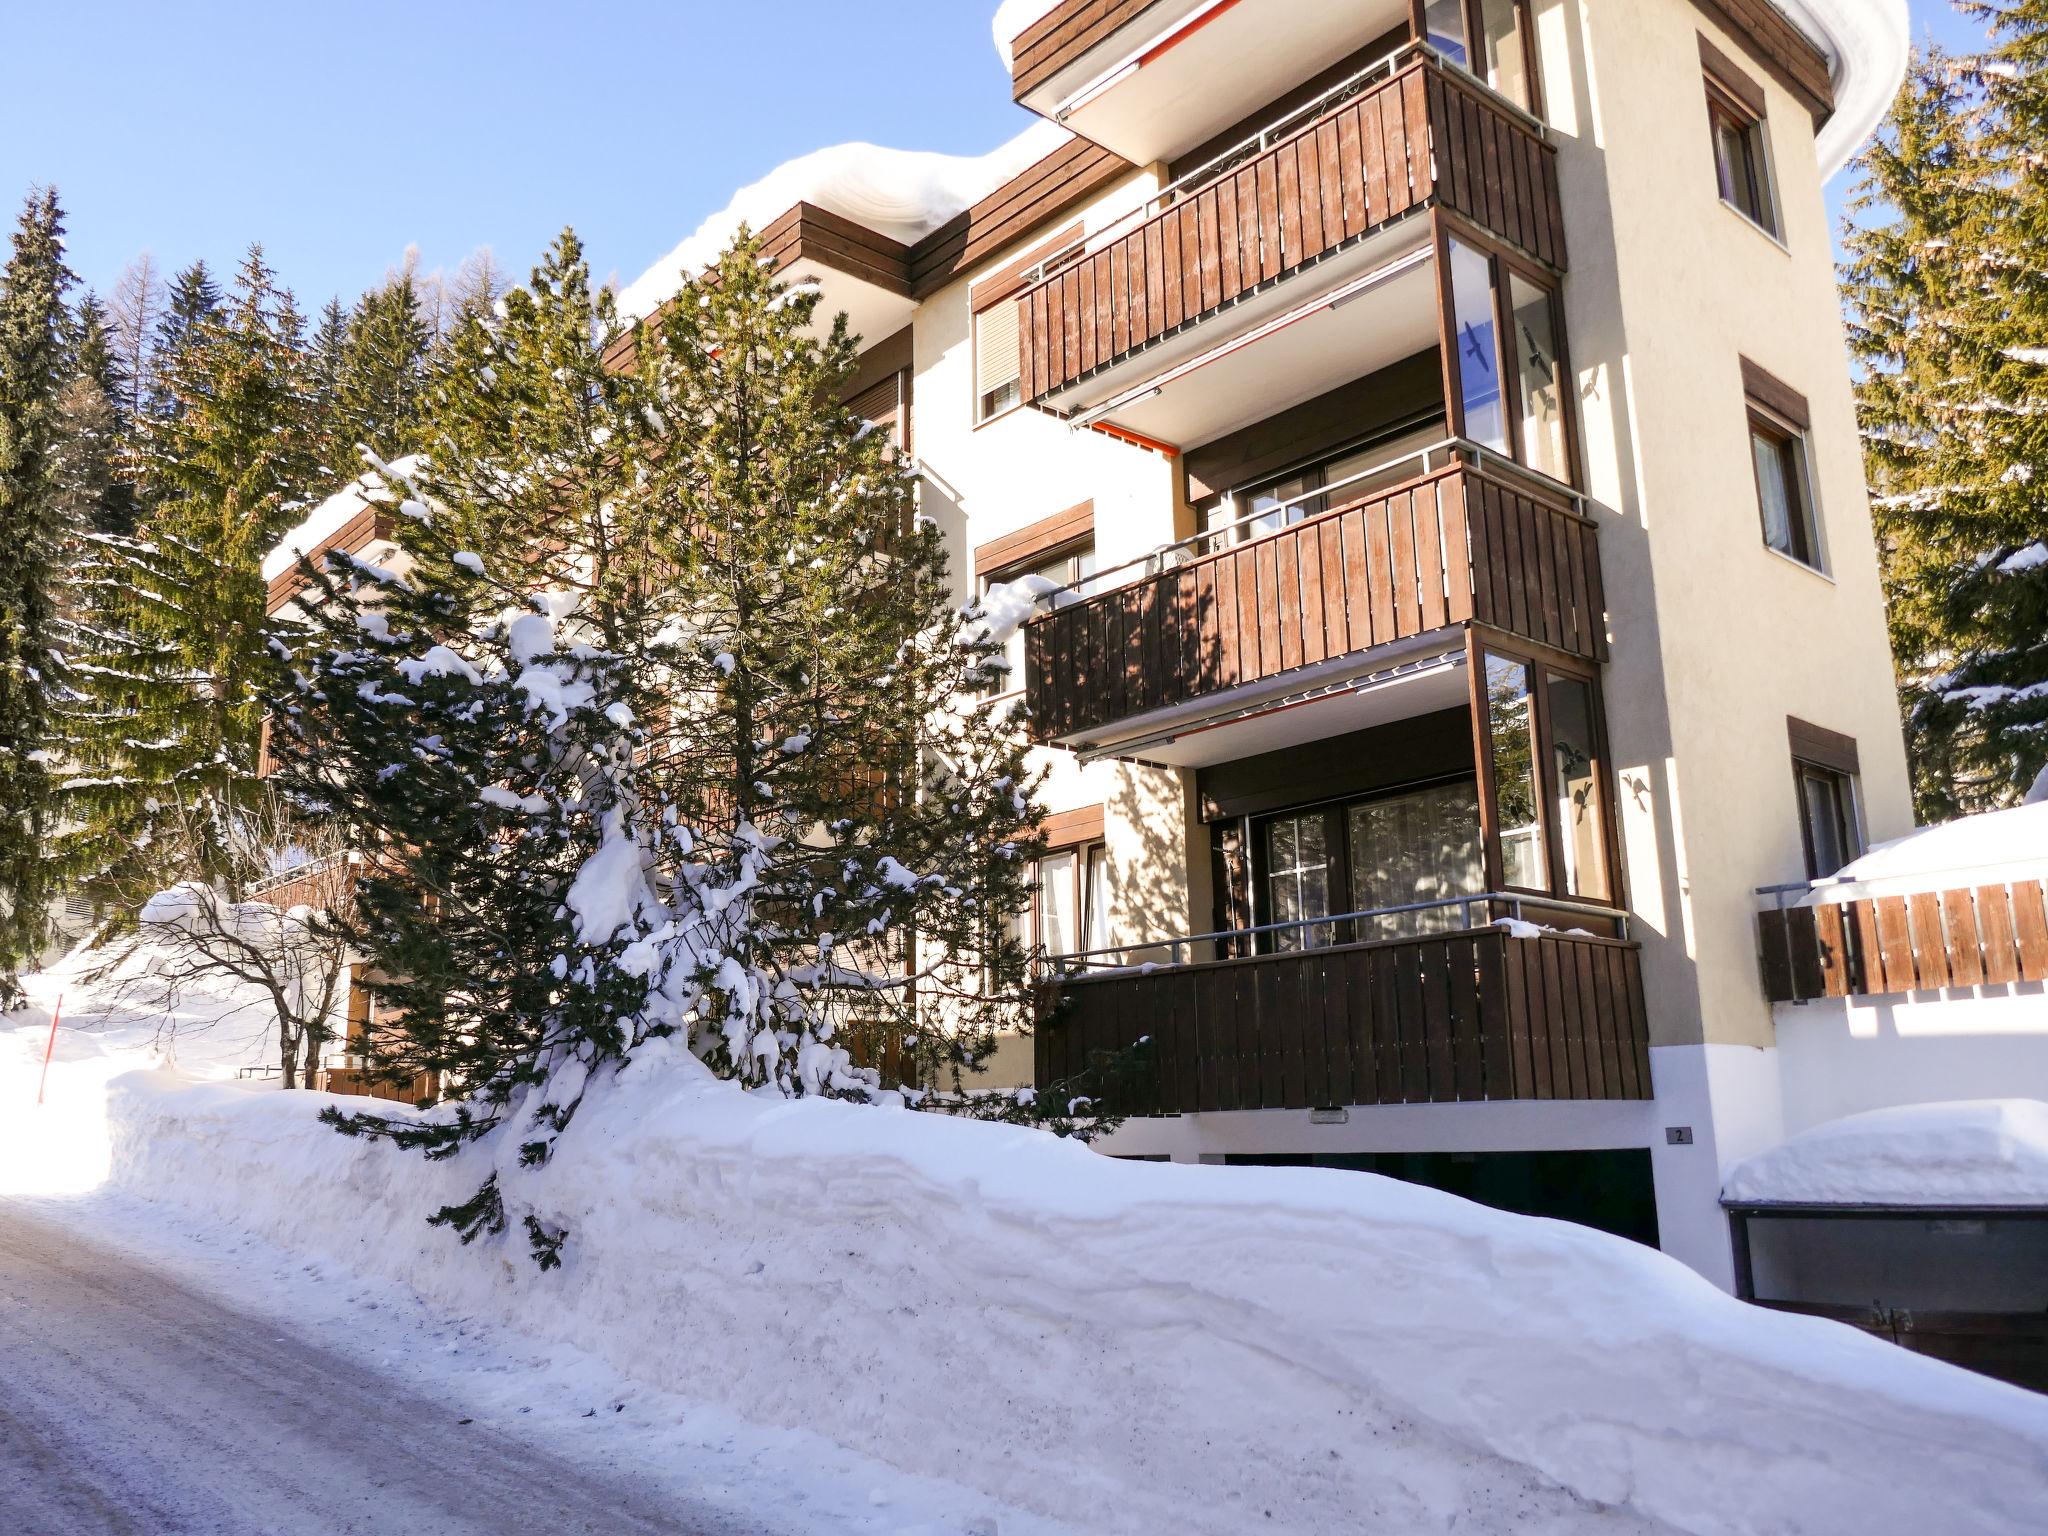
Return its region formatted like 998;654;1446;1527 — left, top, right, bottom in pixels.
1035;896;1651;1114
1757;877;2048;1003
1014;47;1563;440
1023;442;1604;752
1007;0;1414;169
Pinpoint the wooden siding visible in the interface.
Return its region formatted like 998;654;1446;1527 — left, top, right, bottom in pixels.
265;504;396;615
1016;56;1563;405
1023;459;1604;742
909;138;1134;298
1010;0;1166;100
1757;878;2048;1003
1035;927;1651;1113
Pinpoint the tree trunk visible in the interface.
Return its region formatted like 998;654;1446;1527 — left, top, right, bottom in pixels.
278;1013;300;1090
300;1021;324;1092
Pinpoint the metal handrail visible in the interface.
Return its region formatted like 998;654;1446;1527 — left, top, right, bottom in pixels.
1023;40;1548;292
245;851;359;898
1024;436;1586;614
1041;888;1629;975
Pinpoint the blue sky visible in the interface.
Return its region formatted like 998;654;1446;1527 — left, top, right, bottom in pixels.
0;0;2000;313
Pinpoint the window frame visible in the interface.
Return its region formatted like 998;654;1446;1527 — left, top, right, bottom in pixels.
1017;836;1108;962
972;300;1025;428
977;536;1097;699
1792;760;1863;883
1471;635;1623;909
1425;0;1545;119
1439;222;1580;490
1745;402;1823;573
1248;771;1488;953
1699;40;1783;243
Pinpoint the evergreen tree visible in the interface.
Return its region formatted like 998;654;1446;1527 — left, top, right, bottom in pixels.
335;274;432;462
61;291;137;537
270;229;1124;1265
144;259;219;424
306;296;350;478
58;245;314;921
0;188;75;1004
1846;10;2048;815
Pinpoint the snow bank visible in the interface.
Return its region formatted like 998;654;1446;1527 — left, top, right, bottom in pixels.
1724;1100;2048;1209
615;120;1071;324
1775;0;1910;178
262;456;421;583
1805;800;2048;904
97;1042;2048;1536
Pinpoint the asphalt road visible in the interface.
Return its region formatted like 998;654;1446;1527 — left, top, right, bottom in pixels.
0;1199;756;1536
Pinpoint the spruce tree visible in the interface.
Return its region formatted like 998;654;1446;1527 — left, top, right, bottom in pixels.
0;188;75;1003
306;296;350;479
58;246;315;920
1846;11;2048;814
336;274;432;462
270;228;1123;1266
144;260;220;425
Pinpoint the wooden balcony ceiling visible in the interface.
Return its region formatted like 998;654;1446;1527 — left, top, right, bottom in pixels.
1010;0;1412;168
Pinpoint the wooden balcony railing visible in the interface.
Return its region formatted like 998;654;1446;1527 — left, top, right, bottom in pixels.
1022;451;1604;742
1017;51;1563;404
1758;878;2048;1004
1036;922;1650;1114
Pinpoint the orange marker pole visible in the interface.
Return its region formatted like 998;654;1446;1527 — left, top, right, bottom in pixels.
35;995;62;1106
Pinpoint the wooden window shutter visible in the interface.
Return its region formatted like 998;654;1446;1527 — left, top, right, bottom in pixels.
977;301;1021;402
846;372;904;450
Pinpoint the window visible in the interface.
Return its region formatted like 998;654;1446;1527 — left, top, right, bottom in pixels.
1264;812;1335;951
1508;271;1568;483
1450;237;1506;454
1014;840;1108;961
1447;234;1575;486
1795;763;1859;881
1425;0;1539;113
1702;58;1780;238
1252;778;1488;952
1201;421;1443;548
1484;655;1547;891
975;300;1021;423
1749;412;1818;568
981;541;1095;695
1545;672;1610;901
1788;717;1863;882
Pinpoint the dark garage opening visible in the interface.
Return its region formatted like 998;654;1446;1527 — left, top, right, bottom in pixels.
1224;1148;1660;1246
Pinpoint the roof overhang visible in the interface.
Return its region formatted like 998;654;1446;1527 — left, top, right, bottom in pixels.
1011;0;1410;168
1036;221;1438;451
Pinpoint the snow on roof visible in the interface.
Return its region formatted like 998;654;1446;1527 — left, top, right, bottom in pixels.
614;119;1073;324
993;0;1906;177
1724;1099;2048;1208
262;457;420;584
992;0;1062;71
1804;800;2048;905
1776;0;1910;177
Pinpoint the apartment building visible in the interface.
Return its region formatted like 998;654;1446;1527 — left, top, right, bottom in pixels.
269;1;1969;1292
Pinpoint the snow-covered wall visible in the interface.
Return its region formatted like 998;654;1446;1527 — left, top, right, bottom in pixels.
105;1048;2048;1536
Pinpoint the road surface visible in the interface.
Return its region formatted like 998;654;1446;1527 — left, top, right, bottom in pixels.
0;1199;757;1535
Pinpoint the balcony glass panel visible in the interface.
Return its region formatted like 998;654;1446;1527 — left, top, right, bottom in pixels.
1546;673;1610;901
1509;271;1569;484
1347;780;1485;940
1450;238;1508;453
1479;0;1533;111
1425;0;1470;67
1486;654;1548;891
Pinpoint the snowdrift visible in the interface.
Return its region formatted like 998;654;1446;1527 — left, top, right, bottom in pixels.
102;1043;2048;1536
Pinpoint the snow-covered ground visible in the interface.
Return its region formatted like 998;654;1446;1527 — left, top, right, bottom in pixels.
6;949;2048;1536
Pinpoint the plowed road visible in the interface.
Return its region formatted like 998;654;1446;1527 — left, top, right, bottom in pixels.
0;1200;749;1535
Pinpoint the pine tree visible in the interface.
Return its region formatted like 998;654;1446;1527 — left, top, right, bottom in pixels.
58;246;315;921
61;292;137;537
1846;11;2048;815
144;259;220;424
0;188;75;1004
268;228;1122;1266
